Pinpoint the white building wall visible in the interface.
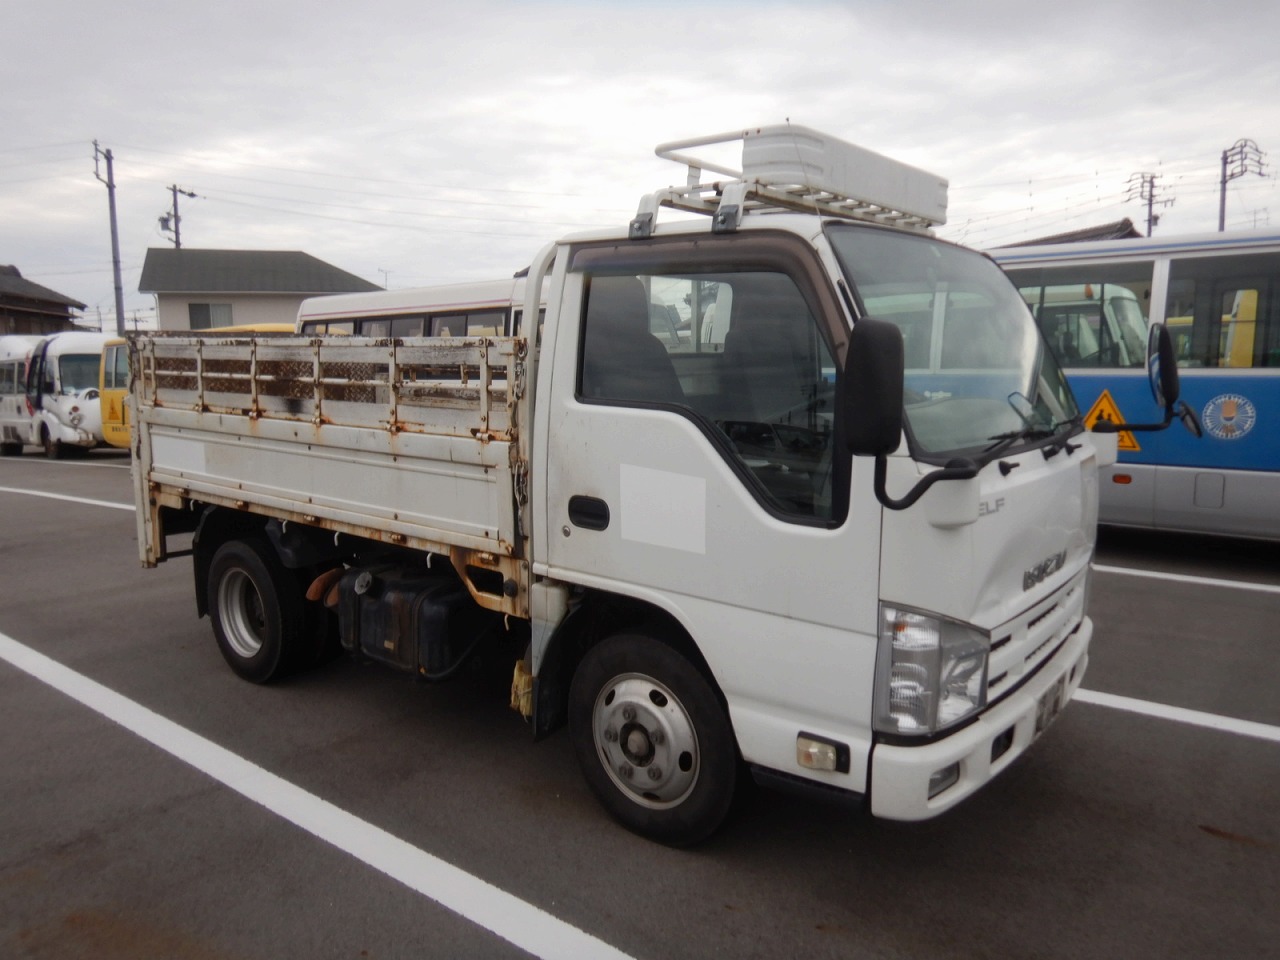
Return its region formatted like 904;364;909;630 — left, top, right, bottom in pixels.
154;294;306;331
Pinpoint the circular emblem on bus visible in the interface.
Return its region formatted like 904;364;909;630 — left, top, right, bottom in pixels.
1201;393;1256;440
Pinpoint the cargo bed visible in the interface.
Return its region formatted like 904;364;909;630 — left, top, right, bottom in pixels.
132;334;530;614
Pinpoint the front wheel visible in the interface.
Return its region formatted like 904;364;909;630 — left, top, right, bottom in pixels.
42;429;65;460
569;633;738;846
207;537;304;683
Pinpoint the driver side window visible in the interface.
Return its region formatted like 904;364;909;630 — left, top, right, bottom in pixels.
579;268;837;520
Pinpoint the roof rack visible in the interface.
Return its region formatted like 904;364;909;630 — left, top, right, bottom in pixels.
630;124;948;239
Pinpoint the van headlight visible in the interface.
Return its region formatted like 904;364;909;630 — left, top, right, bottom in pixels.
874;604;989;736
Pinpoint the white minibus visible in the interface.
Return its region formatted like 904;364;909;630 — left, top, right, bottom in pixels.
0;334;41;455
22;331;110;458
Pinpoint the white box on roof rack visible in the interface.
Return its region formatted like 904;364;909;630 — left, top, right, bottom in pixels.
740;125;948;226
651;124;948;230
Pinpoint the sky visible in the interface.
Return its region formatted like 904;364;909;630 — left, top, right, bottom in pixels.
3;0;1279;330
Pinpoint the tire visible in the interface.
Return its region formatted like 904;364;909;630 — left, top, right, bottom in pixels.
569;632;738;846
0;441;21;457
207;537;305;683
42;429;65;460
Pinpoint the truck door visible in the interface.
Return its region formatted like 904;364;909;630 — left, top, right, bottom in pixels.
540;234;884;775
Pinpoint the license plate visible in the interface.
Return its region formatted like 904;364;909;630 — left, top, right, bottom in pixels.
1035;674;1068;735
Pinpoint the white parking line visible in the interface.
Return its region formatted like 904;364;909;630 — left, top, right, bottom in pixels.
1093;563;1280;596
0;632;637;960
0;486;134;512
1074;688;1280;744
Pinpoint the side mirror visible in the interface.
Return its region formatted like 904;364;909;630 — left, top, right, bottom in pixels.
1094;322;1202;439
843;318;903;456
843;317;978;511
1146;322;1179;408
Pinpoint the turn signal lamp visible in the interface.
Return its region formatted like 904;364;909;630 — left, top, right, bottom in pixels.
796;733;850;774
928;762;960;798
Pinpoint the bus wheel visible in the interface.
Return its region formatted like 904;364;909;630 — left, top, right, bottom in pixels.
42;430;65;460
0;441;21;457
207;537;304;683
569;632;738;846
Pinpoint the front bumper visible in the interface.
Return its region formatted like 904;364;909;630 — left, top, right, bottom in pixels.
868;617;1091;820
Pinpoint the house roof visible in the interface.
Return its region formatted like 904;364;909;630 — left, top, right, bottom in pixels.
0;265;87;310
1000;218;1144;247
138;249;382;295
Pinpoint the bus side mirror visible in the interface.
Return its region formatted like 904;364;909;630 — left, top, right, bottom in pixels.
843;318;903;457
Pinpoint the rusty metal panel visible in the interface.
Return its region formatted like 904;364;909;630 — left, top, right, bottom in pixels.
133;332;531;605
134;334;524;439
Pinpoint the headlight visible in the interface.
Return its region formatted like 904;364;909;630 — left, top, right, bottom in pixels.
874;604;989;736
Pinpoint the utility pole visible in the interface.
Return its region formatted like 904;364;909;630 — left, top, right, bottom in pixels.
1125;172;1173;237
159;185;198;248
1218;139;1266;231
93;141;127;337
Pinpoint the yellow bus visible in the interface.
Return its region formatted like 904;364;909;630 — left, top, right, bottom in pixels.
99;337;130;448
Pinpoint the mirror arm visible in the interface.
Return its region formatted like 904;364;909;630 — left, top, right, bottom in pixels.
873;455;979;511
1091;399;1201;435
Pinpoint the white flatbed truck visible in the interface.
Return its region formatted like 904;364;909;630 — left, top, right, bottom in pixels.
132;125;1191;844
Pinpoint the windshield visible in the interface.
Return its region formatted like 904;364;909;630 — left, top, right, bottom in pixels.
827;224;1078;459
57;354;101;393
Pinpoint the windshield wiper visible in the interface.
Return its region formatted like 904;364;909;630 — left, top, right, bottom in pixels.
983;427;1054;456
1041;415;1086;459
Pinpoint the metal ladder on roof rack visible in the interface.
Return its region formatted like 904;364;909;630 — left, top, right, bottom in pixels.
630;124;948;239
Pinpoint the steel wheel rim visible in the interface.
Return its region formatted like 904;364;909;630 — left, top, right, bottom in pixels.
593;673;699;809
218;568;266;659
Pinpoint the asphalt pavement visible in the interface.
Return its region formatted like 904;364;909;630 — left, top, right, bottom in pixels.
2;449;1277;960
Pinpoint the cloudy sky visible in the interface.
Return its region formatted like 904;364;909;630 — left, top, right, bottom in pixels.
4;0;1278;329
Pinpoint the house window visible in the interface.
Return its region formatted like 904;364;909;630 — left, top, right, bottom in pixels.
189;303;233;329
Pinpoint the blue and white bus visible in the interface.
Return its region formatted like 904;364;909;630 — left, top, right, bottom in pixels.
992;229;1278;540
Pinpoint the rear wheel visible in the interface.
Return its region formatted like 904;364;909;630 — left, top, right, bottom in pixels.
0;441;21;456
208;537;305;683
569;632;738;846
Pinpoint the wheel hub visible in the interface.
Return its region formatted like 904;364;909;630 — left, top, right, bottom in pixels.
593;674;699;808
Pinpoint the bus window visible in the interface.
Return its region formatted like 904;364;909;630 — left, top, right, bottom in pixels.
465;310;505;336
103;341;130;388
1166;253;1275;368
1011;264;1151;368
431;315;465;336
390;316;424;337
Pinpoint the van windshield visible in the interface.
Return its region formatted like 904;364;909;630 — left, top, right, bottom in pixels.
58;354;102;393
827;224;1079;459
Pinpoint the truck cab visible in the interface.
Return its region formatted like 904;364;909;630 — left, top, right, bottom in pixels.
521;127;1099;836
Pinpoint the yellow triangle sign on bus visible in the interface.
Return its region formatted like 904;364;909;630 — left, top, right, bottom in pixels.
1083;389;1140;451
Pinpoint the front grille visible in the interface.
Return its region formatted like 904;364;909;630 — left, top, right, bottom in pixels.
986;570;1086;704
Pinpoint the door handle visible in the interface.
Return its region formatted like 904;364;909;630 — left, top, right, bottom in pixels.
568;495;610;531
